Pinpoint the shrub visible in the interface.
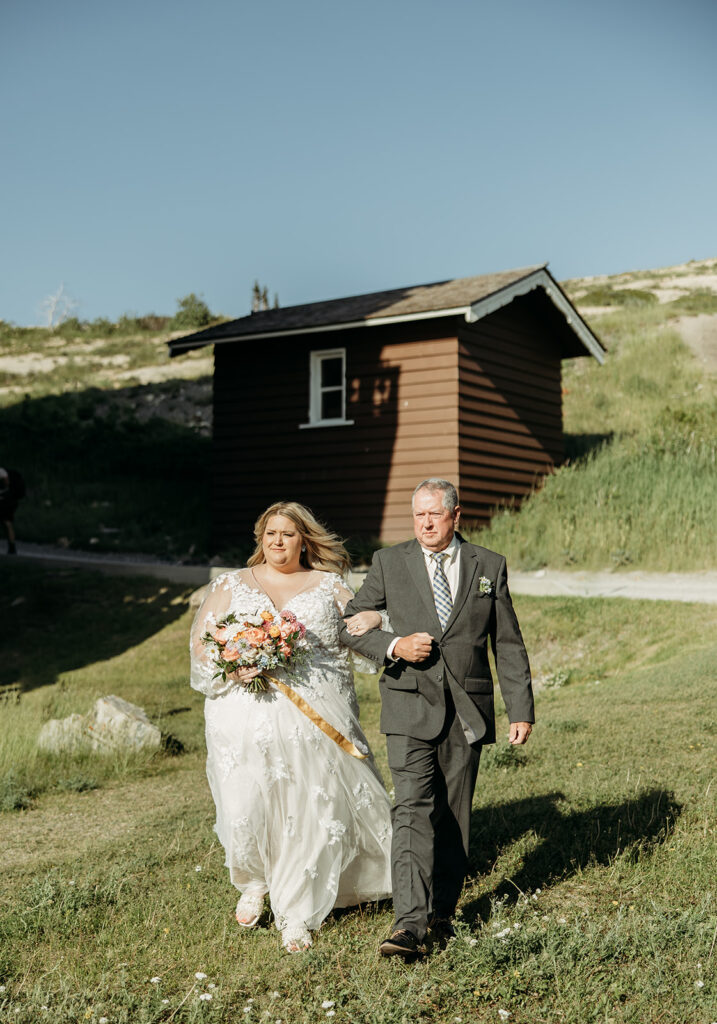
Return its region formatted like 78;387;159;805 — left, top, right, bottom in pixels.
170;293;213;330
578;286;658;307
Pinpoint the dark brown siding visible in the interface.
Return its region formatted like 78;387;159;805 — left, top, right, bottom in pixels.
211;320;459;550
457;295;564;526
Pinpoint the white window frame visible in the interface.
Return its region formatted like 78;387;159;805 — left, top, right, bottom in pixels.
299;347;354;429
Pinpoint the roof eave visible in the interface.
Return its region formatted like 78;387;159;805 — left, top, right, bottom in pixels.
466;268;606;364
169;304;471;355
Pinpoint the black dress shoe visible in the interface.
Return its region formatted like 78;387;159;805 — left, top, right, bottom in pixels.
428;915;456;940
379;929;421;959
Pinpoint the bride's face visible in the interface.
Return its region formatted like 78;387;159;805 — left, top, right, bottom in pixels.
262;514;304;572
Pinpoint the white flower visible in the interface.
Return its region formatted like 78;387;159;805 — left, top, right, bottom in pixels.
498;1012;511;1021
150;977;161;984
161;1000;169;1005
195;972;208;980
322;1001;335;1009
535;888;541;895
199;992;213;1001
0;986;6;993
512;922;521;930
99;1019;109;1023
326;1013;335;1019
495;927;511;939
469;938;478;946
243;1009;251;1014
695;980;705;988
195;865;202;872
558;917;567;924
247;998;254;1003
207;983;217;990
271;992;280;999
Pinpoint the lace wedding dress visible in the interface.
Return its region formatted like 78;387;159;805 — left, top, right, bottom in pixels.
190;569;392;939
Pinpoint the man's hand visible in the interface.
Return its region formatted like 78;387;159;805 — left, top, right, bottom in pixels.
509;722;532;745
393;633;435;663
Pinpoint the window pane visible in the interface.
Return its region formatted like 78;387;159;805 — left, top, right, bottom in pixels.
321;357;343;388
321;389;342;420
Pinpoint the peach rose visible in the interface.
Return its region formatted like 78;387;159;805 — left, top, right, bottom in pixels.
222;644;241;662
243;627;267;646
279;642;292;657
211;626;231;643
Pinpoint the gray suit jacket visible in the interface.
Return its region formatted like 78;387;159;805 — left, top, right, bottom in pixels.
341;536;534;744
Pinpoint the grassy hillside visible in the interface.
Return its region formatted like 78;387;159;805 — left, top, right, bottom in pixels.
469;261;717;570
2;259;716;568
1;563;715;1022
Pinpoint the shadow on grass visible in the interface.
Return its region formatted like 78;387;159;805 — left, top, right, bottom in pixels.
0;563;192;692
563;431;614;462
463;787;680;922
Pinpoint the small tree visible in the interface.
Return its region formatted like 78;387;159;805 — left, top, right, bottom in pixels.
171;293;213;329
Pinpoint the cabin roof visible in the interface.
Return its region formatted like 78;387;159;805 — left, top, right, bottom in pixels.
169;264;605;363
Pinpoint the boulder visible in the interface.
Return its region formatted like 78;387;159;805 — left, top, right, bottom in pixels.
37;696;162;754
37;713;88;753
87;695;162;752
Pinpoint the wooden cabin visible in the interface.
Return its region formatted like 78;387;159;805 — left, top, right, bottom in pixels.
169;265;604;547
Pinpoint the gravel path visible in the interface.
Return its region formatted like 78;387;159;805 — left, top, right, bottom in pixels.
5;544;717;604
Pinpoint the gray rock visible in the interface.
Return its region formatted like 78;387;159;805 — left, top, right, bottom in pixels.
37;695;162;754
87;695;161;752
38;713;88;753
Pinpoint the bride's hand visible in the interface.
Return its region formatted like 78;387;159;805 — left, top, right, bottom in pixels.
230;665;264;685
344;610;382;636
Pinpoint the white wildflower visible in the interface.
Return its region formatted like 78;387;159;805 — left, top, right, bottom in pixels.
150;977;161;984
199;992;213;1001
99;1019;109;1023
513;922;521;930
195;972;208;980
271;992;280;999
322;1001;335;1009
558;917;567;924
495;927;511;938
243;1009;251;1014
498;1012;511;1021
195;865;202;872
0;986;6;993
161;1000;170;1005
469;938;479;946
326;1013;336;1019
695;980;704;988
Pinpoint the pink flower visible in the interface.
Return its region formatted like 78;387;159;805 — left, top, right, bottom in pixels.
211;626;232;643
279;642;292;657
242;627;267;646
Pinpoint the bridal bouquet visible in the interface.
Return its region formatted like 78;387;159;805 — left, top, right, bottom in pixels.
202;609;309;693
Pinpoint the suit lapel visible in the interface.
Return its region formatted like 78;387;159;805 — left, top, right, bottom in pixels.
404;540;442;630
442;540;479;636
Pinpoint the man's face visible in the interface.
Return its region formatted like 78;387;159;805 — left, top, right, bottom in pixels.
412;489;460;552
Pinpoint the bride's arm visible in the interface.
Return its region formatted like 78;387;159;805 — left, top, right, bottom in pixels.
331;577;393;669
189;574;236;698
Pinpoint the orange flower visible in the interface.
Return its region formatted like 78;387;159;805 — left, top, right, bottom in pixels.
211;626;231;643
243;627;267;646
222;645;241;661
269;625;281;638
260;610;273;621
279;642;291;657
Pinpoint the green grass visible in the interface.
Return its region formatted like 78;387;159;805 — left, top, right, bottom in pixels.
470;304;717;570
577;286;658;307
1;565;716;1022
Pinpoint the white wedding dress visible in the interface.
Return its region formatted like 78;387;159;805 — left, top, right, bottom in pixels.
190;569;392;938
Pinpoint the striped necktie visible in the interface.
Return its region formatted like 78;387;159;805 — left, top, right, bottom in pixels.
430;552;453;629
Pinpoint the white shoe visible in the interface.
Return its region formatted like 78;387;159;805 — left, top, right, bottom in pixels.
281;923;312;953
235;891;265;928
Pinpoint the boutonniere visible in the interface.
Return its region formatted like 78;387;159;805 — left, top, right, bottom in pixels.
478;576;493;595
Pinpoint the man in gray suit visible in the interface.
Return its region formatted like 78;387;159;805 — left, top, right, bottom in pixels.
341;478;534;958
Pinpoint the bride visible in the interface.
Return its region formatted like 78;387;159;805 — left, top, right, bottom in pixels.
190;501;392;952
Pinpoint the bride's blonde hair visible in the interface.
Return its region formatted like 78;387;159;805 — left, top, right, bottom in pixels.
247;501;351;575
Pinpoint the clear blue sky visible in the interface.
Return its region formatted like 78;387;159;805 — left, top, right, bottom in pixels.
2;0;715;325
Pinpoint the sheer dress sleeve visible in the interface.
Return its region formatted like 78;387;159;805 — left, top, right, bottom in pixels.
331;575;392;674
190;574;235;698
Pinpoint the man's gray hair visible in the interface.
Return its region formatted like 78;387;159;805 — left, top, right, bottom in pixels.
411;479;459;513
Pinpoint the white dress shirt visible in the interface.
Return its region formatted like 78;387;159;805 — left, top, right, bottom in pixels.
387;535;461;659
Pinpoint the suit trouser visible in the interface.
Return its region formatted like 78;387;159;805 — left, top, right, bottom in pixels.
386;691;482;941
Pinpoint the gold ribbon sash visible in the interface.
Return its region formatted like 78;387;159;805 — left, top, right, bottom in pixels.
263;674;367;760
